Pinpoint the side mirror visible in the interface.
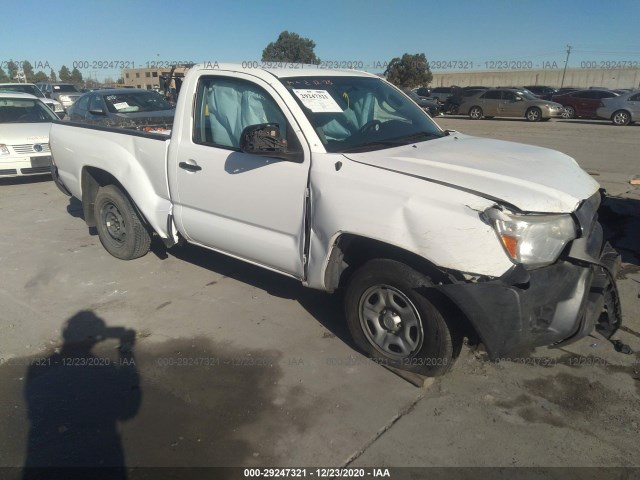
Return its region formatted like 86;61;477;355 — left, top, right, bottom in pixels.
239;123;302;162
240;123;285;152
89;108;105;115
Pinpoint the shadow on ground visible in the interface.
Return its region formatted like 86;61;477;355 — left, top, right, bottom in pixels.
600;195;640;268
0;310;317;477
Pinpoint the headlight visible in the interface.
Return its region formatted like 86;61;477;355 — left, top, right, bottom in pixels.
484;208;577;268
0;144;10;155
59;95;70;101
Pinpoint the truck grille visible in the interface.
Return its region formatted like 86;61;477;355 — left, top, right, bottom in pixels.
11;144;51;154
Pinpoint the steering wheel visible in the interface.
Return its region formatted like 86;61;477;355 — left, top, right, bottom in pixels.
359;119;382;134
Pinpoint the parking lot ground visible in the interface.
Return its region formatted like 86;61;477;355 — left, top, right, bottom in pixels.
0;118;639;472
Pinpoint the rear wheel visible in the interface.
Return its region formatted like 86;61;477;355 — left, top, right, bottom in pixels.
611;110;631;126
526;107;542;122
469;106;483;120
345;259;461;376
94;184;151;260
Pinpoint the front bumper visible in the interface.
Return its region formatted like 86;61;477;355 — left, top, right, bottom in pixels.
436;194;622;359
0;155;53;177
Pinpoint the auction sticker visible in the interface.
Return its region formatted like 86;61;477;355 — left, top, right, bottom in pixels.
292;89;342;113
113;102;131;110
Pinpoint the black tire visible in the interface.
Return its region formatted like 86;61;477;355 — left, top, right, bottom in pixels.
562;105;575;119
344;259;461;376
526;107;542;122
468;106;483;120
611;110;631;126
94;184;151;260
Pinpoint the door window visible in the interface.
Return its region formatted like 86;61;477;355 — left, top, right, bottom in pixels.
194;76;289;149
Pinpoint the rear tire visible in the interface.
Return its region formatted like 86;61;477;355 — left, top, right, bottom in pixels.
611;110;631;126
94;184;151;260
344;259;461;376
469;106;483;120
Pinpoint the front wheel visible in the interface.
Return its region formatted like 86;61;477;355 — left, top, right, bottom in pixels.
562;105;575;119
612;110;631;126
345;259;461;376
526;107;542;122
94;184;151;260
468;106;483;120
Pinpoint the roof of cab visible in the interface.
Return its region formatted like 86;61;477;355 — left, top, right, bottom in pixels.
191;62;377;80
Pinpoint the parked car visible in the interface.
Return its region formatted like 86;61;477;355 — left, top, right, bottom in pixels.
414;87;432;98
442;87;488;115
403;89;441;116
524;85;558;101
430;86;456;103
50;64;621;377
596;90;640;126
0;83;65;117
0;92;58;178
35;82;82;111
458;88;564;121
67;88;175;130
552;89;620;119
554;87;579;96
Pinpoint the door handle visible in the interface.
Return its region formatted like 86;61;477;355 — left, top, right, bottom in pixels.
179;161;202;172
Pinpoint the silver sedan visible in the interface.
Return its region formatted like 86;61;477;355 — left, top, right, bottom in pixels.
596;90;640;126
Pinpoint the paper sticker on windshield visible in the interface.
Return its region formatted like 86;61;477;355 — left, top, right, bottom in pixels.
292;89;342;113
113;102;130;110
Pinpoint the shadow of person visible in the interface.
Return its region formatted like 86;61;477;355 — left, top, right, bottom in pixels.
22;311;140;480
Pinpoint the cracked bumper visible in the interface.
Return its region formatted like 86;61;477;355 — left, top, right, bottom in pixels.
436;239;621;359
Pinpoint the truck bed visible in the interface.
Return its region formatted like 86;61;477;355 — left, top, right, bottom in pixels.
50;121;174;239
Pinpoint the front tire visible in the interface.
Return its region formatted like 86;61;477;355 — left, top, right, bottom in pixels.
94;184;151;260
612;110;631;126
469;106;483;120
526;107;542;122
345;259;460;376
562;105;575;119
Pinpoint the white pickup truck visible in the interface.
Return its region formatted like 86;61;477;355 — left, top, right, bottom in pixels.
50;64;621;376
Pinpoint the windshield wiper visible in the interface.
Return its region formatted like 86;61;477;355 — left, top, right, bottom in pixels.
338;131;443;153
386;131;443;143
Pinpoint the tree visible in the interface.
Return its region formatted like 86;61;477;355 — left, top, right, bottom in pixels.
59;65;72;82
262;31;320;64
34;71;49;83
0;67;9;82
50;69;57;82
22;61;35;82
70;67;83;84
7;61;19;81
384;53;433;89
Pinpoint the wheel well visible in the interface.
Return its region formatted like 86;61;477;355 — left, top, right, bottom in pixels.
612;109;630;118
324;234;479;343
81;167;146;228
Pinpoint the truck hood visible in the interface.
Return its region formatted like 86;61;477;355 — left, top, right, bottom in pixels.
343;133;599;213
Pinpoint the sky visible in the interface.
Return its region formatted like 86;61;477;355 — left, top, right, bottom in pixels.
1;0;639;82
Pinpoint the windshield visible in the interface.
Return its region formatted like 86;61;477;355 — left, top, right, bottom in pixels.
0;85;45;98
0;97;59;123
103;92;173;113
280;76;443;153
514;90;538;100
53;84;80;93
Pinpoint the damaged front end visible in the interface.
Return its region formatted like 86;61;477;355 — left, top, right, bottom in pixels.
436;192;622;359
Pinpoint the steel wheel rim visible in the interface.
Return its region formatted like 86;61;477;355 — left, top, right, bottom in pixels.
102;202;126;244
470;108;481;119
358;285;424;358
528;109;540;120
562;106;574;119
613;112;629;125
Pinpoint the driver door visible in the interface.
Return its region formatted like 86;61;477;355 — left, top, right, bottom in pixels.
169;74;311;277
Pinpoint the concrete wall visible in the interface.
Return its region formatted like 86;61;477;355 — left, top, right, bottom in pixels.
431;68;640;89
